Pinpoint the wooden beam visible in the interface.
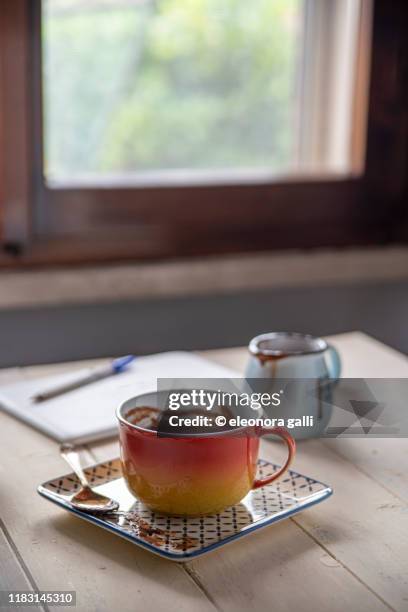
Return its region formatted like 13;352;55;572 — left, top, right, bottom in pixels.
0;0;31;249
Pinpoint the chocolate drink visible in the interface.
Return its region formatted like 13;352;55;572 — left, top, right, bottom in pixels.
126;406;161;430
125;405;235;434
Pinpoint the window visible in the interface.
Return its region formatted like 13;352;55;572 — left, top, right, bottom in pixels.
0;0;406;266
43;0;302;184
42;0;367;185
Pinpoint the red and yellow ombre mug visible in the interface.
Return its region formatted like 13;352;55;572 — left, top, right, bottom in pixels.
117;391;296;516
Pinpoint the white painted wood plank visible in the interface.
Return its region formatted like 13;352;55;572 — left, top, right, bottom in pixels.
261;437;408;611
327;332;408;377
188;519;390;612
0;525;43;611
0;367;25;385
323;437;408;504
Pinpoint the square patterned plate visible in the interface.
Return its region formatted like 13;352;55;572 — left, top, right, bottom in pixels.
38;458;332;561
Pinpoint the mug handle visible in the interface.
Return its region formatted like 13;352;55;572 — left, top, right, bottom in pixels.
325;344;342;381
252;426;296;490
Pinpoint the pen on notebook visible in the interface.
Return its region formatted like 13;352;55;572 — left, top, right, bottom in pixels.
32;355;136;403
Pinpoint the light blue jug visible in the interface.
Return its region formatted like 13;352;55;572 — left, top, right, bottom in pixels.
245;332;341;439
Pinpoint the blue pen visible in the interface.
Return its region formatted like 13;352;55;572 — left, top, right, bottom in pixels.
32;355;136;403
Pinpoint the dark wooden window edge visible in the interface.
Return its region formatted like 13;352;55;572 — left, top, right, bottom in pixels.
0;0;407;269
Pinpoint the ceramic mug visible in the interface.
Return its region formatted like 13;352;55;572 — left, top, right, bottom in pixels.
117;390;296;516
245;332;341;439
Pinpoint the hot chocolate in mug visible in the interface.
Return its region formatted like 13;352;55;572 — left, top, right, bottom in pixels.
117;390;296;516
245;332;341;439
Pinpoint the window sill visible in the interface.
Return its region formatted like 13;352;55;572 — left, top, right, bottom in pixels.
0;246;407;310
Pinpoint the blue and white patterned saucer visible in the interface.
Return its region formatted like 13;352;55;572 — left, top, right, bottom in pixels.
38;458;332;561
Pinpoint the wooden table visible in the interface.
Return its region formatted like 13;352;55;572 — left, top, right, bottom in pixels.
1;332;407;612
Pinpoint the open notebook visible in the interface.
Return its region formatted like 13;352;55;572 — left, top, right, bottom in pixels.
0;351;238;443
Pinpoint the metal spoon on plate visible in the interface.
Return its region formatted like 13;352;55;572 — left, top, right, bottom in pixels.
60;443;119;514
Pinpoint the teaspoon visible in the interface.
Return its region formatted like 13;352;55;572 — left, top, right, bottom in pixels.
60;443;120;514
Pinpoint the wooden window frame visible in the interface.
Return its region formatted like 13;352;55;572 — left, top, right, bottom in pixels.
0;0;407;268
